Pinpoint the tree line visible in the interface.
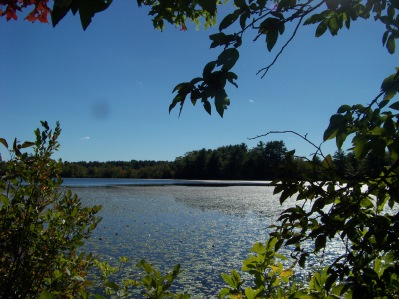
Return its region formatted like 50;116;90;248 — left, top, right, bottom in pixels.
6;140;384;181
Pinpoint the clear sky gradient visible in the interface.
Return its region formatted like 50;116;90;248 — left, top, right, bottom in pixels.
1;2;397;162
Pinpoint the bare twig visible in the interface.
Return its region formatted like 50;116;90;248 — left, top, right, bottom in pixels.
248;130;335;169
249;130;322;153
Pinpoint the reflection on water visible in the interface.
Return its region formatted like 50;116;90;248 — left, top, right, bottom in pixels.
68;185;336;298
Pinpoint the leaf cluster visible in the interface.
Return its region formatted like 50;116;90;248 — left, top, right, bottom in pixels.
169;0;399;115
169;47;239;117
266;85;399;298
93;257;190;299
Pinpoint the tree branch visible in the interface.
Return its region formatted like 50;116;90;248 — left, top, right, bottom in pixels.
256;15;304;78
249;130;323;154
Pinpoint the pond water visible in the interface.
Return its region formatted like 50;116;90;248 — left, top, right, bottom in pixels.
65;181;339;298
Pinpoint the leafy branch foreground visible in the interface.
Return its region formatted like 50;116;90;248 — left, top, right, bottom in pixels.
1;83;399;298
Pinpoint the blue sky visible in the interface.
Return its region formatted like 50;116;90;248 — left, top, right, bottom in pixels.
1;2;397;162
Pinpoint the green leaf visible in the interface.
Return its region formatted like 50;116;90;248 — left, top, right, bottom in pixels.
379;99;390;108
382;30;389;46
315;19;328;37
353;135;368;159
336;131;347;149
337;104;351;113
231;269;241;286
221;273;236;288
190;77;203;85
244;287;256;299
169;94;184;114
209;32;227;48
0;194;9;206
215;90;228;117
322;154;333;169
234;0;246;8
203;61;217;78
219;288;231;298
278;23;285;35
266;29;279;51
387;33;396;54
325;273;338;292
203;100;212;115
251;242;266;254
381;72;398;91
299;253;308;267
0;138;8;149
21;141;34;149
104;281;120;291
240;11;249;29
389;101;399;110
323;114;346;141
326;0;338;10
304;12;326;25
315;234;327;252
217;48;239;71
257;0;267;9
328;15;339;35
52;0;72;27
39;290;55;299
219;10;240;31
198;0;217;14
226;72;238;88
79;0;113;31
285;235;301;246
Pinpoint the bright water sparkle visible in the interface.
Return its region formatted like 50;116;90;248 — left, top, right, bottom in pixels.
65;180;343;298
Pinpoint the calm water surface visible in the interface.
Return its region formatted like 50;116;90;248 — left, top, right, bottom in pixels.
66;180;341;298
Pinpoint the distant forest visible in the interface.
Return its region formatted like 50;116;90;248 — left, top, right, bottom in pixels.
0;140;390;181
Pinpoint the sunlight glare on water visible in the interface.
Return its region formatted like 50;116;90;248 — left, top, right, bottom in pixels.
70;185;340;298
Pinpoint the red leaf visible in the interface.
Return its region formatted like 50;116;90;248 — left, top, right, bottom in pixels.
37;12;48;23
25;11;36;22
6;9;18;21
180;22;187;31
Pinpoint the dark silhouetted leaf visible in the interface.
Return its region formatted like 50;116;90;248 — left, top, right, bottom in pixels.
0;138;8;149
387;33;396;54
266;29;279;51
203;100;212;115
217;48;239;71
315;234;326;252
389;101;399;110
198;0;217;14
52;0;72;27
203;61;217;78
219;10;240;31
79;0;113;31
215;90;227;117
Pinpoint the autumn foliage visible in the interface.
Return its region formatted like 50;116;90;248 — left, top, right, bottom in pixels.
0;0;50;23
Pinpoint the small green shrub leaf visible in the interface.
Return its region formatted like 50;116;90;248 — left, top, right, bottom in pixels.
221;273;236;288
104;281;120;291
39;290;55;299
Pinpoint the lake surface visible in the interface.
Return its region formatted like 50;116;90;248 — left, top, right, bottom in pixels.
62;178;272;187
64;179;340;298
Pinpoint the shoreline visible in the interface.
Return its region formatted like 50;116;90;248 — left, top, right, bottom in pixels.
61;178;274;188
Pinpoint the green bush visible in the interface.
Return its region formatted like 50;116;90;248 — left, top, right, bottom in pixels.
0;121;102;298
219;93;399;298
0;121;191;299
